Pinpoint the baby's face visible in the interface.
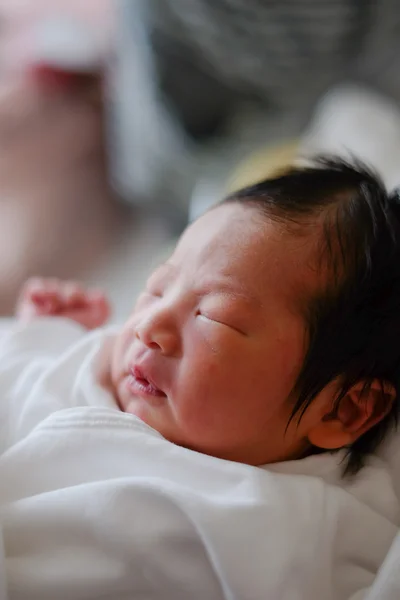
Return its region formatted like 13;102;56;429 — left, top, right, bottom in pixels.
111;203;321;465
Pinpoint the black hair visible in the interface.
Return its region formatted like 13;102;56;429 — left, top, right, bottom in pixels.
224;156;400;474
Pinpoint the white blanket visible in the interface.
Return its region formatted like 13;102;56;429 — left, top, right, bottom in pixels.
0;319;399;600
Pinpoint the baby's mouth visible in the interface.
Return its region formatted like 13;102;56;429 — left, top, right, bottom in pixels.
129;366;166;398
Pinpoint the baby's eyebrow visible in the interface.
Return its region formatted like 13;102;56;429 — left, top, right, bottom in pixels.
196;281;262;309
156;261;175;272
160;262;262;309
151;262;177;280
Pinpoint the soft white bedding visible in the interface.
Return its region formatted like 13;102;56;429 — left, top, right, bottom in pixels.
366;532;400;600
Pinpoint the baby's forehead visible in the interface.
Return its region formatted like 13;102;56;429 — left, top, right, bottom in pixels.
173;203;323;312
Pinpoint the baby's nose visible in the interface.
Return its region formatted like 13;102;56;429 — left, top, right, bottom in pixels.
135;314;179;356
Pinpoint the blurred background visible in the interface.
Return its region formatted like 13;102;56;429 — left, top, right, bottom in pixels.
1;0;400;321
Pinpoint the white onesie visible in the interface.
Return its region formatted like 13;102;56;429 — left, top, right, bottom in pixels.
0;318;398;600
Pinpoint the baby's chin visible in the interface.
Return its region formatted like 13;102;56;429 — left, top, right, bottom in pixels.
115;376;170;431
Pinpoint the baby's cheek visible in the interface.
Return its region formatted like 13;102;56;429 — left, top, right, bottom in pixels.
177;396;224;444
110;330;131;378
276;337;305;382
178;355;231;426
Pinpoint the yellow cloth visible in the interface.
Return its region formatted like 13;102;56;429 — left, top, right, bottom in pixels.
227;141;299;193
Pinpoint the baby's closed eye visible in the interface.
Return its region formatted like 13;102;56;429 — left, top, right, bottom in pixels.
196;300;248;336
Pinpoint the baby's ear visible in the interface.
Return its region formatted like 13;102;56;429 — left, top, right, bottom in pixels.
307;380;395;450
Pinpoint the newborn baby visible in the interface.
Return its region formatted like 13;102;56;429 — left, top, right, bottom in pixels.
17;158;400;471
3;157;400;599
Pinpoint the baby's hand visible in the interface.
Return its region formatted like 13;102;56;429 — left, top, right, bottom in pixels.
16;278;111;330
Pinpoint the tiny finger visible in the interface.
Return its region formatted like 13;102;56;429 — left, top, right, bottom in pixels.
63;284;87;307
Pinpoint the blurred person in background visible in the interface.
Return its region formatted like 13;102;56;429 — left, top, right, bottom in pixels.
0;0;122;313
112;0;400;218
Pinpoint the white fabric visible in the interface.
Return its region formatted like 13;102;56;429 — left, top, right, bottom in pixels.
300;85;400;190
365;532;400;600
0;318;399;600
